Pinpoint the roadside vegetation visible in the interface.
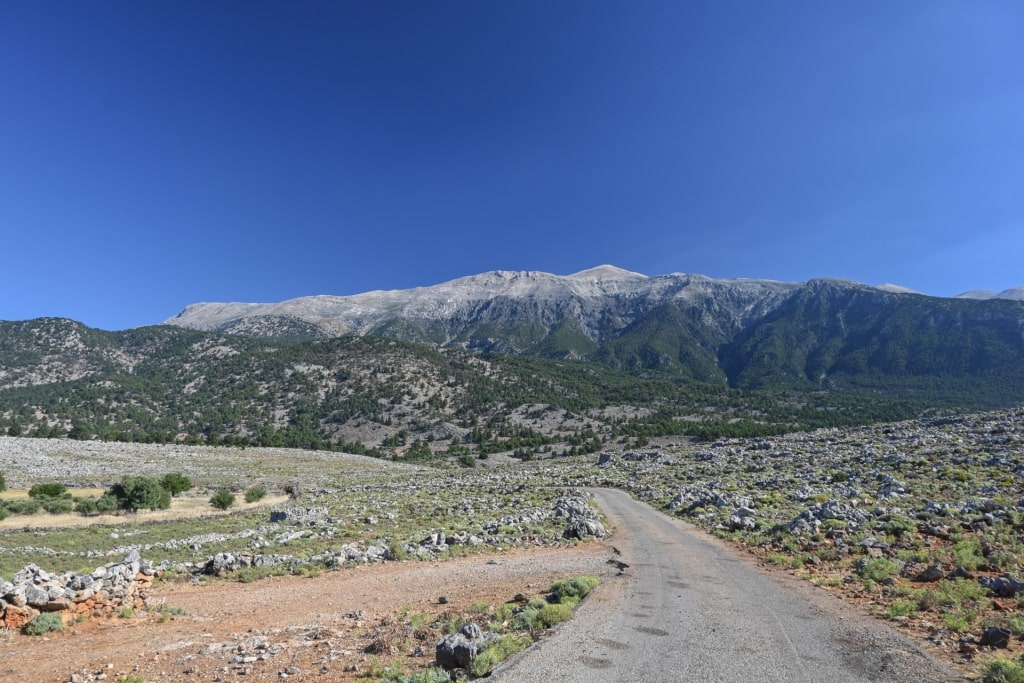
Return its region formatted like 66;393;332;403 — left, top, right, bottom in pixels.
360;575;598;681
518;407;1024;676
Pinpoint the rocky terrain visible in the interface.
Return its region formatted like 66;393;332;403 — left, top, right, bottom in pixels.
1;406;1024;678
520;407;1024;675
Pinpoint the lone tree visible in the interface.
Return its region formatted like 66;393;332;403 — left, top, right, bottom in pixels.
210;489;236;511
160;472;192;497
108;475;171;512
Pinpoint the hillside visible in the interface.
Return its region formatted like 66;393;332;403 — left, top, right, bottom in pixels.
165;267;1024;406
0;319;928;456
4;267;1024;457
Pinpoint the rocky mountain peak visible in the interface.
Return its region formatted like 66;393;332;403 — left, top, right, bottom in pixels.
567;264;648;280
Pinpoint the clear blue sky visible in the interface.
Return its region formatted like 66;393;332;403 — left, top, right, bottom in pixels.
2;2;1022;330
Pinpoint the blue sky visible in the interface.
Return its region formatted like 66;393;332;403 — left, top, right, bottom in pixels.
2;2;1022;330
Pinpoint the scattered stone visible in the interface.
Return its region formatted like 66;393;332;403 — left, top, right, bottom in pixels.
979;627;1012;648
914;564;945;582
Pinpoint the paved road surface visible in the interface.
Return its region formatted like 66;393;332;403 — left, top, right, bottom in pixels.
494;488;961;682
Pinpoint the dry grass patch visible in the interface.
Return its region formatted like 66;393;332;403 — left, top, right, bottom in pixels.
0;492;289;530
0;488;105;500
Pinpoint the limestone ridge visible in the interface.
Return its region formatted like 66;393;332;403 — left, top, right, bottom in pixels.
956;286;1024;301
164;266;804;352
163;266;1024;387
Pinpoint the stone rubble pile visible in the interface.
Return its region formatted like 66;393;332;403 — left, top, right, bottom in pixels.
788;500;870;532
269;506;331;525
554;489;607;540
0;550;156;630
667;484;751;512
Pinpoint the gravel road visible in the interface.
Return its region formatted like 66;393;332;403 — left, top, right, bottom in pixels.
495;488;962;682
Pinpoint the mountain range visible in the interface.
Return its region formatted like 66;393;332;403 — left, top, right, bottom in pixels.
2;265;1024;451
165;265;1024;400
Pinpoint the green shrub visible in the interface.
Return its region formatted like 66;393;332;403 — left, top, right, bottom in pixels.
108;476;171;512
983;657;1024;683
210;489;236;510
887;599;918;618
40;496;74;514
943;610;975;633
550;575;599;605
244;486;267;503
23;612;64;635
935;578;989;609
4;498;41;515
538;602;574;627
0;471;6;492
514;606;544;630
883;517;916;538
74;494;118;516
28;483;67;499
952;539;985;571
160;472;192;497
468;634;529;677
383;668;452;683
95;493;119;513
859;558;900;583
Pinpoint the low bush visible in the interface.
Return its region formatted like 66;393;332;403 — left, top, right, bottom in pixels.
4;499;41;515
538;602;574;627
468;633;529;677
550;575;599;605
382;668;452;683
210;489;236;510
244;485;267;503
40;496;74;514
108;476;171;512
859;558;900;583
887;599;918;618
23;612;64;635
983;656;1024;683
28;483;67;499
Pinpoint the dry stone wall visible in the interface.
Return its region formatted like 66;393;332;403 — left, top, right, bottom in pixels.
0;550;155;630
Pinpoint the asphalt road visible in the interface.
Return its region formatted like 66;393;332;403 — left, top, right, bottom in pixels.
494;488;961;682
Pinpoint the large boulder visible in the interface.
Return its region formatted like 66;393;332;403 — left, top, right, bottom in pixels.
436;622;498;671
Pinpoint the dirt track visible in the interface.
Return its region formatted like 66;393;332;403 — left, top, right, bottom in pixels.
0;544;617;683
